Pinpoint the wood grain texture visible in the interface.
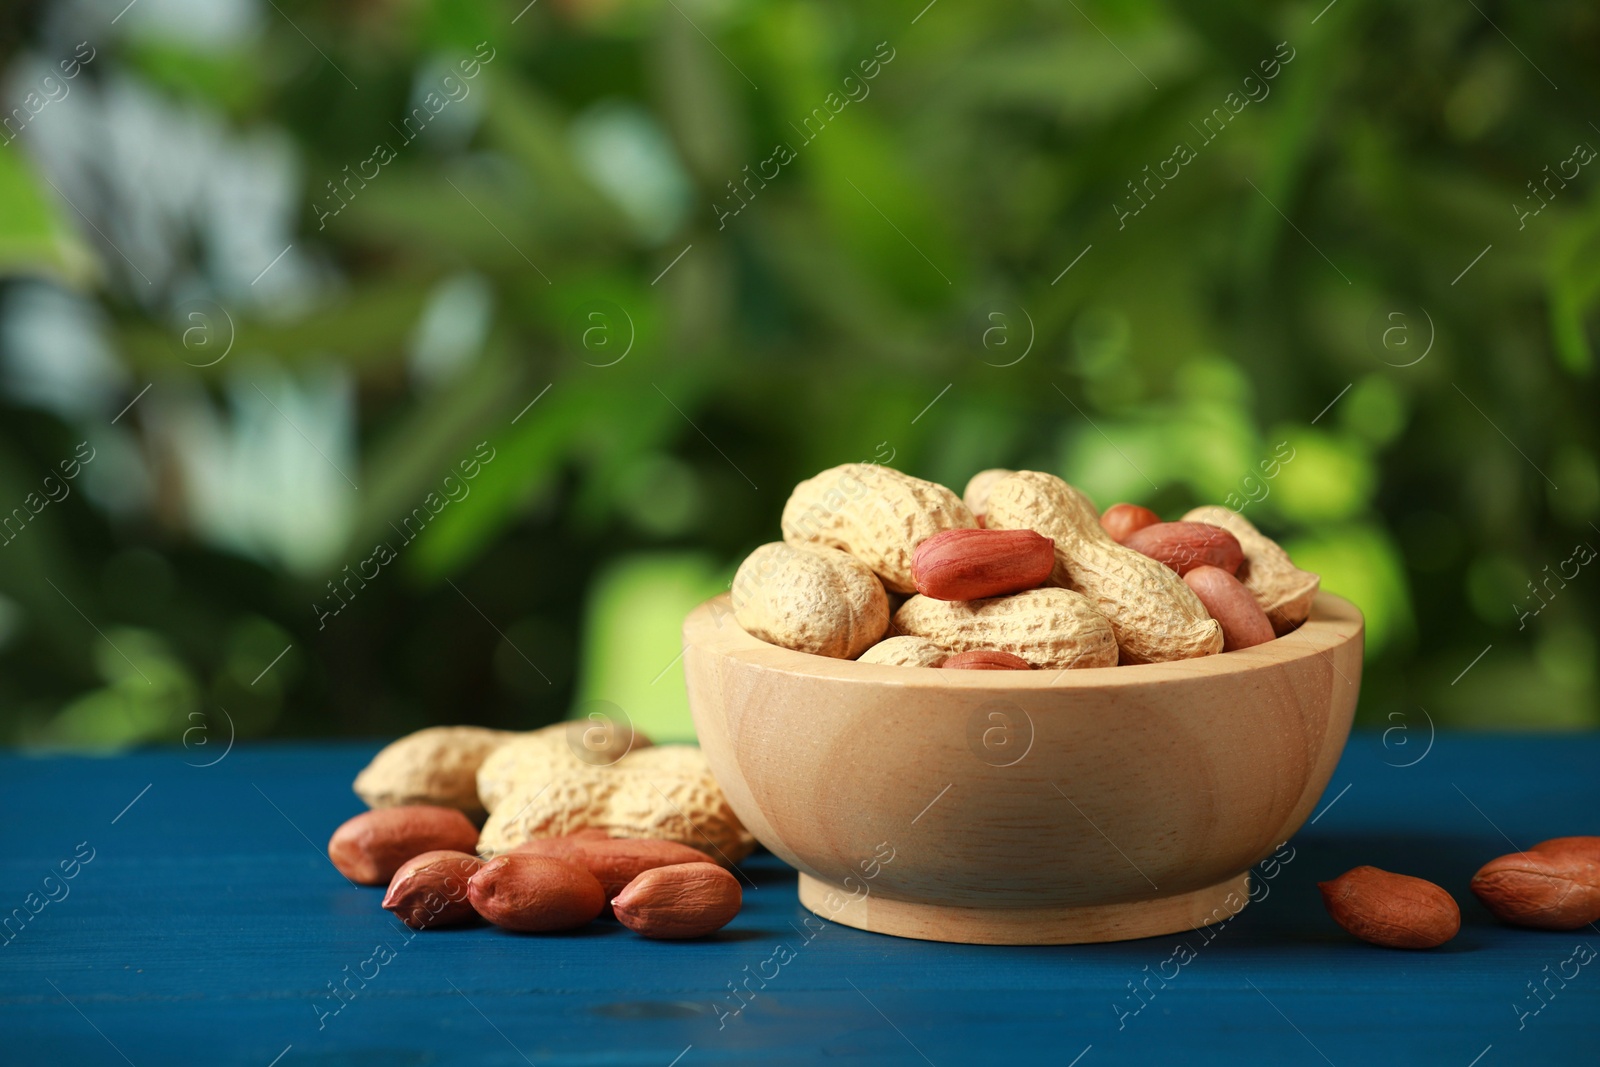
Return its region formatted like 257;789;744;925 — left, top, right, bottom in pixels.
685;591;1364;943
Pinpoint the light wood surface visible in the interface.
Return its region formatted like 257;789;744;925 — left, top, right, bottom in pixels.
684;591;1364;944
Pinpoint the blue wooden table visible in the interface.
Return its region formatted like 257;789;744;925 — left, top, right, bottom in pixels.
2;733;1596;1066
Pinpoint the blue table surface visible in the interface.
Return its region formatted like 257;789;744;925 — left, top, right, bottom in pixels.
1;733;1597;1066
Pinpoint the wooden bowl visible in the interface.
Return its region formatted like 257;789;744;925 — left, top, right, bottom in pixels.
684;591;1363;945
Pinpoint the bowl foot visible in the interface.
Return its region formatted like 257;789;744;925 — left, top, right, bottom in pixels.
797;872;1252;945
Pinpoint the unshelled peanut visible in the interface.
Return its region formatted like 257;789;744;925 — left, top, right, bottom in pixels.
731;542;888;659
856;635;949;667
893;587;1118;670
781;463;976;593
962;468;1014;524
354;725;517;819
985;472;1222;663
479;744;754;861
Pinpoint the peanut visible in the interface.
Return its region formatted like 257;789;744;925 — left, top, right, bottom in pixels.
1533;836;1600;860
856;635;949;667
911;528;1055;601
479;744;755;862
1470;846;1600;930
507;837;588;862
962;468;1014;523
731;542;888;659
467;855;606;932
382;850;483;930
327;805;479;885
612;862;743;940
781;463;976;594
1100;502;1160;543
1183;566;1275;651
476;723;652;816
1318;866;1460;949
572;838;713;903
941;649;1032;670
985;472;1222;663
508;835;712;915
354;725;518;819
1122;522;1244;576
1183;506;1319;635
893;587;1118;670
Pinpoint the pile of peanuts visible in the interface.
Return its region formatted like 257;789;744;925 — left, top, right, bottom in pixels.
326;723;754;939
730;464;1321;668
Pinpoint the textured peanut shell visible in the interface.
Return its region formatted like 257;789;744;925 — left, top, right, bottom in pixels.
476;722;652;815
893;587;1118;670
962;468;1014;520
354;725;518;819
731;542;888;659
781;464;976;593
613;862;743;939
1183;506;1319;635
985;472;1222;663
477;744;755;863
856;635;949;667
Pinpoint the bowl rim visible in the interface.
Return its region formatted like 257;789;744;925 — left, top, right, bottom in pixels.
684;590;1363;689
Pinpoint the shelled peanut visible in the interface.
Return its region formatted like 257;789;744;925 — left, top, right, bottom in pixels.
1319;835;1600;950
729;463;1324;668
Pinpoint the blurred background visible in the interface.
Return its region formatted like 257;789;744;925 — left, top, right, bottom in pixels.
0;0;1595;750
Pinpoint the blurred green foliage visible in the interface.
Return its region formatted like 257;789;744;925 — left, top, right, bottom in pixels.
0;0;1596;748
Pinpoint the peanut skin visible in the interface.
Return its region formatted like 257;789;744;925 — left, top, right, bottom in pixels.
941;649;1033;670
327;805;479;885
467;855;606;932
574;838;714;900
1318;866;1460;949
1470;847;1600;929
1100;503;1161;543
1183;506;1319;634
382;850;483;930
1183;566;1276;651
911;528;1055;601
985;473;1221;662
613;862;742;940
1123;522;1245;576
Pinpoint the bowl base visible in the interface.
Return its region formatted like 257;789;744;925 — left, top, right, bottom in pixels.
798;872;1252;945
